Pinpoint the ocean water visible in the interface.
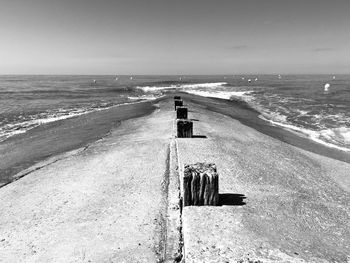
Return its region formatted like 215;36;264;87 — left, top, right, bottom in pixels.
1;75;349;152
0;75;162;142
136;75;350;152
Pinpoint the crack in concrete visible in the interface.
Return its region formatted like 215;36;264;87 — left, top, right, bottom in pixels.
155;145;171;262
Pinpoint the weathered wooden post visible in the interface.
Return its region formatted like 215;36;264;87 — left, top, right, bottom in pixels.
174;96;181;100
176;107;188;119
174;100;183;111
177;120;193;138
183;163;219;206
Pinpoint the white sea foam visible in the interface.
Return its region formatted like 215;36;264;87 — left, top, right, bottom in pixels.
184;90;253;100
137;81;245;101
0;100;156;142
136;82;228;92
296;109;309;115
259;115;350;152
128;94;160;101
0;110;95;142
318;127;350;144
261;111;288;123
136;86;176;92
180;82;227;89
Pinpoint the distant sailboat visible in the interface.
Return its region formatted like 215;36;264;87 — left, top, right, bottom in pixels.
130;76;133;80
242;77;245;80
333;76;336;80
278;74;282;79
248;79;252;83
179;77;182;81
115;76;118;81
255;78;258;81
324;83;330;92
93;79;97;83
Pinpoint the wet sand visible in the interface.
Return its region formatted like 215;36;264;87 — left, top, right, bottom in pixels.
0;95;349;262
0;101;157;187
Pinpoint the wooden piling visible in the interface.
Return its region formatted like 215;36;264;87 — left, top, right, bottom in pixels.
174;100;183;111
177;120;193;138
174;96;181;100
183;163;219;206
176;107;188;119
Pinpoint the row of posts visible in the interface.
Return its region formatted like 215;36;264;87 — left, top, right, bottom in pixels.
174;96;193;138
173;96;219;207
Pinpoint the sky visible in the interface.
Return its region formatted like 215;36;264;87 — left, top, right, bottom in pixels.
0;0;350;75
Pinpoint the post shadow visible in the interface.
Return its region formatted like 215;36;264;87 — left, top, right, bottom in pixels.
219;193;247;206
191;135;207;138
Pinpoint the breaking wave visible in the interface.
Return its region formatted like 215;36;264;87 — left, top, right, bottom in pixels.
138;80;350;152
136;82;228;92
259;114;350;152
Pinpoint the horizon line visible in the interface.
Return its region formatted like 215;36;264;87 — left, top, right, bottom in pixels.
0;73;347;76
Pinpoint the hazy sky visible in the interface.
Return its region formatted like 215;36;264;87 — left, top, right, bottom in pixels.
0;0;350;74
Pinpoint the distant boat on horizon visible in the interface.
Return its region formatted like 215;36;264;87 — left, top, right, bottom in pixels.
324;83;330;92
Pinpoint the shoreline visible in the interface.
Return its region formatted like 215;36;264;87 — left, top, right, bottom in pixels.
176;92;350;163
0;97;349;262
0;99;164;144
2;93;349;188
0;99;159;187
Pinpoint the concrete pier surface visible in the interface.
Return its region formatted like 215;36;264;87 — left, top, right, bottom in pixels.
1;96;349;262
0;101;174;263
177;99;350;263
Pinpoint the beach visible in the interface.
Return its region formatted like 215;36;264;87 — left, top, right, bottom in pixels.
0;95;350;262
0;100;157;187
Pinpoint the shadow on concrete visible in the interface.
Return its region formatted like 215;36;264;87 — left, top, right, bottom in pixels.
219;193;247;206
191;135;207;138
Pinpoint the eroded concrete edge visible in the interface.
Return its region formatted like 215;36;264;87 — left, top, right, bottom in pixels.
162;117;184;262
163;139;183;262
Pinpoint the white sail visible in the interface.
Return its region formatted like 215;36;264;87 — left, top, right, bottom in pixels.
324;83;330;92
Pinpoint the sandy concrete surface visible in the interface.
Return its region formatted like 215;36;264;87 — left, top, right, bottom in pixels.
1;96;349;263
0;102;173;263
177;101;350;263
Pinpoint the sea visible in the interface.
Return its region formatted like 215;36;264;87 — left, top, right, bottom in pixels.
1;75;349;152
